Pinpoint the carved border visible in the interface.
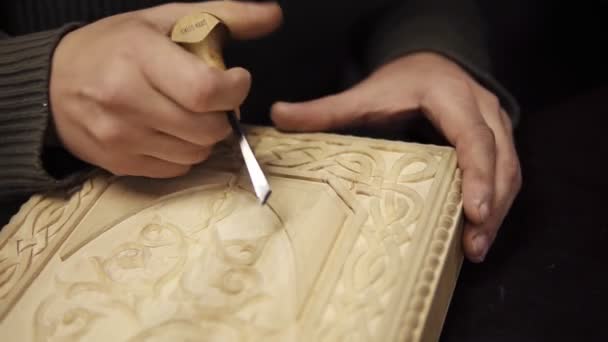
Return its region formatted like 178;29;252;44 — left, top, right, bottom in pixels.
247;127;450;158
250;127;463;341
396;168;464;342
0;176;112;321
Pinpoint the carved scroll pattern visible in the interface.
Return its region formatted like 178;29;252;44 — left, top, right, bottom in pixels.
0;177;111;320
32;185;287;342
252;134;447;341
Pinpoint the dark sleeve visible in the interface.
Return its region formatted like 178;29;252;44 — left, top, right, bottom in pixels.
361;0;520;125
0;24;92;200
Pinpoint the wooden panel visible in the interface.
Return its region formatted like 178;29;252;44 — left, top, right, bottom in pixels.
0;127;463;342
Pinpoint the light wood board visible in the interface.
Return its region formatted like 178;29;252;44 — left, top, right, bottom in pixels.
0;127;463;342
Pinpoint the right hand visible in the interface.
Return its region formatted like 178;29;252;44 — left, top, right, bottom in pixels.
50;1;282;178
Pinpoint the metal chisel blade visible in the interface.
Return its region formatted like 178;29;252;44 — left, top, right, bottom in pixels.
226;111;271;204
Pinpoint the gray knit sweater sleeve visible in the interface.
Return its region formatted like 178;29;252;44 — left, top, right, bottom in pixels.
362;0;520;124
0;25;87;199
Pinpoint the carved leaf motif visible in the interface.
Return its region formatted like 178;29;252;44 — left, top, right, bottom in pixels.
31;186;290;341
102;222;186;297
389;153;438;184
34;279;106;342
220;237;270;266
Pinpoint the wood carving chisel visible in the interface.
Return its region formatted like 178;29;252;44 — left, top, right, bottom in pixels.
171;12;271;205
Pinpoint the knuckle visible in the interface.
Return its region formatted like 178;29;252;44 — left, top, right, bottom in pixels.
446;77;471;93
237;69;252;88
193;136;214;147
188;131;213;146
231;68;252;101
478;125;496;144
484;95;501;113
422;86;445;108
505;119;514;135
190;129;214;146
179;147;211;164
135;3;190;33
501;110;514;135
81;83;117;107
465;123;496;146
115;43;138;63
191;147;212;163
474;85;501;111
503;155;522;189
440;77;471;98
209;129;231;146
212;120;233;141
91;118;125;146
423;77;472;109
79;44;140;106
81;73;127;106
122;12;156;34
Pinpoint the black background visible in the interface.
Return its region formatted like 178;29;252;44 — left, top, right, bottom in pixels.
441;1;608;341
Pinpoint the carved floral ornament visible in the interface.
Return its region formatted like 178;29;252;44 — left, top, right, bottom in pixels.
0;127;462;342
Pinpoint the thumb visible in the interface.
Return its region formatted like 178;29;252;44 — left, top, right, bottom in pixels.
271;91;363;132
142;1;283;39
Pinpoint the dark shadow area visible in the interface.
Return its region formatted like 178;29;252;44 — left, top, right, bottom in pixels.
442;1;608;341
480;1;608;112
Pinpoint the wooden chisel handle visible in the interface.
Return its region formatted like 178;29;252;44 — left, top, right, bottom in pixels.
170;12;272;204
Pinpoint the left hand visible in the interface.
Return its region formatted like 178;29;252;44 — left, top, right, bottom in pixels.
271;52;521;263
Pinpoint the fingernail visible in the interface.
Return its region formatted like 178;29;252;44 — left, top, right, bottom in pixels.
472;234;489;262
478;201;490;222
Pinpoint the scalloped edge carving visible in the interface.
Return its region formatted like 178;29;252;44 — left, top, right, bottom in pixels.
398;169;464;342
